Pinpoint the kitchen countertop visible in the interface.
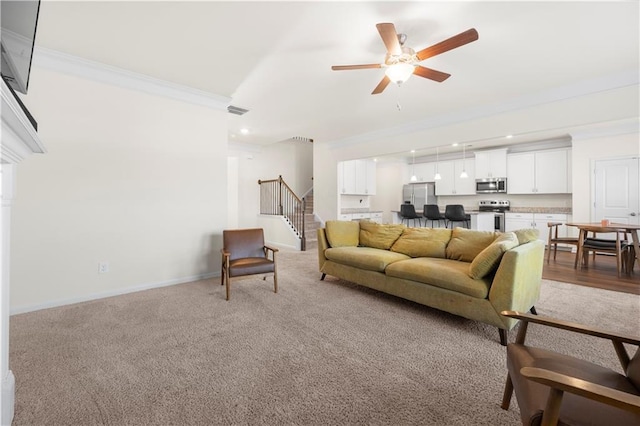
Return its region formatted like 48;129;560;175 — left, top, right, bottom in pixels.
508;207;572;214
341;209;383;214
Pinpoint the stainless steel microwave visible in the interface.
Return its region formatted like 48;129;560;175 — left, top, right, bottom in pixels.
476;178;507;194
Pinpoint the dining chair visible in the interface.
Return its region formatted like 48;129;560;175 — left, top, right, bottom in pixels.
580;229;631;277
221;228;278;300
423;204;446;228
546;222;580;266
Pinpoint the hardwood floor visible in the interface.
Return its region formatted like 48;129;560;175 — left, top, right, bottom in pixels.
543;248;640;295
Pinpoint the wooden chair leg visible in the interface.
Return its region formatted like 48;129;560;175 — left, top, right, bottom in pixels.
501;374;514;410
541;388;564;426
225;272;230;301
273;270;278;293
321;273;326;280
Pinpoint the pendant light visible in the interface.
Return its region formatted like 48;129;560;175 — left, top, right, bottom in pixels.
410;150;417;182
434;147;442;180
460;144;468;179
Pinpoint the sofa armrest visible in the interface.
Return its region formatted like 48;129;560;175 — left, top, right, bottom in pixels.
317;228;329;270
488;240;545;329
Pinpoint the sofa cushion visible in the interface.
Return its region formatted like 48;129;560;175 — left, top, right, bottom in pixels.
385;258;492;299
513;228;539;245
390;227;452;258
324;246;410;272
445;228;497;262
359;221;405;250
468;232;519;279
325;220;360;248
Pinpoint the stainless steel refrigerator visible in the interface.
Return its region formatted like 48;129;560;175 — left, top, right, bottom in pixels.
402;183;437;209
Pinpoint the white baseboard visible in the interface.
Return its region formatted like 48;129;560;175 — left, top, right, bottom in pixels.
10;272;219;316
1;370;15;426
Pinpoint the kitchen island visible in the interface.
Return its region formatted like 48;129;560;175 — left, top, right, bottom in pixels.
391;210;496;232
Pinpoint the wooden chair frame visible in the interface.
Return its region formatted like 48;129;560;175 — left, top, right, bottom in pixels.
546;222;580;266
501;310;640;426
220;229;278;301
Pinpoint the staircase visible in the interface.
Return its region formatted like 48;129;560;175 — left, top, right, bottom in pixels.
303;191;321;250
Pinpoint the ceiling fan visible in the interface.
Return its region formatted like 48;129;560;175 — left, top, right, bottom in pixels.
331;23;478;95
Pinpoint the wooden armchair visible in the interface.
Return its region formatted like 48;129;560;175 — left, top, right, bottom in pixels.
500;311;640;425
221;228;278;301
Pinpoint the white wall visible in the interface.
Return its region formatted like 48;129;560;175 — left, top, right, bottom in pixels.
571;132;639;223
10;67;228;313
230;139;313;230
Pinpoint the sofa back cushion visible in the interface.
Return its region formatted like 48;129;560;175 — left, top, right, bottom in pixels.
325;220;360;247
359;221;405;250
390;227;452;258
513;228;540;245
446;228;497;262
468;232;520;279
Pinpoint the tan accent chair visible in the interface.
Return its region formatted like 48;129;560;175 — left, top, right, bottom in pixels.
221;228;278;300
500;310;640;426
546;222;580;265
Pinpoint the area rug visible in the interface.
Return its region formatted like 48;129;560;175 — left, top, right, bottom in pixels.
9;248;640;425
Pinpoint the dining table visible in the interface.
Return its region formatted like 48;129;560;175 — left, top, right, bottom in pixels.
566;222;640;275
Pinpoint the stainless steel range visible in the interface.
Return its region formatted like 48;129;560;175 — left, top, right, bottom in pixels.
478;200;510;232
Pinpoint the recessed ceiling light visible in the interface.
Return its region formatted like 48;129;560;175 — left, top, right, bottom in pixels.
410;149;415;153
240;128;249;135
452;143;459;147
506;134;513;139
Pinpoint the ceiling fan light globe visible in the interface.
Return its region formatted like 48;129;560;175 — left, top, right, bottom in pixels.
385;63;414;84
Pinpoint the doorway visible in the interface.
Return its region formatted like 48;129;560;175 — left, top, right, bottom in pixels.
593;156;640;225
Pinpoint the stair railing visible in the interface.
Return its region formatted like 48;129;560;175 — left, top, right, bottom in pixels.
258;175;306;251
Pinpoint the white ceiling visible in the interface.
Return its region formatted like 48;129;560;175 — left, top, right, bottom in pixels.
33;1;639;158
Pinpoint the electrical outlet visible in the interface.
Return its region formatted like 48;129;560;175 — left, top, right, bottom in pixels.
98;261;109;274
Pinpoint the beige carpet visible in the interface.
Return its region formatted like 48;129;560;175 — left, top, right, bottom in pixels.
10;247;640;425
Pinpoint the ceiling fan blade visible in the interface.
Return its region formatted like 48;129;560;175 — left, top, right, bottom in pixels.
416;28;479;61
371;75;391;95
376;23;401;55
331;64;382;71
413;66;451;82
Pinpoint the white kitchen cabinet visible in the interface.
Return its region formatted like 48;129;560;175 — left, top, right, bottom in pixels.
475;148;508;179
369;212;383;223
504;213;535;233
533;213;569;245
338;159;376;195
435;159;475;195
364;160;376;195
505;212;568;245
409;162;437;183
507;149;570;194
535;150;569;193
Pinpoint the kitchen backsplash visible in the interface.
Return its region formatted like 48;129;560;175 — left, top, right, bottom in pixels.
341;195;371;209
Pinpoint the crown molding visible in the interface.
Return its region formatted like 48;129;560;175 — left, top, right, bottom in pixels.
1;80;46;165
32;47;231;111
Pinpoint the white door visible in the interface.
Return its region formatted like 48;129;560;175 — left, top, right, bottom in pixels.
594;157;640;225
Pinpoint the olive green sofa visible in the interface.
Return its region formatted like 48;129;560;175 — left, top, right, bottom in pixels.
317;221;544;345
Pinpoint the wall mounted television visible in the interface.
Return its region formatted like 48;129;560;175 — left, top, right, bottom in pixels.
1;0;41;129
